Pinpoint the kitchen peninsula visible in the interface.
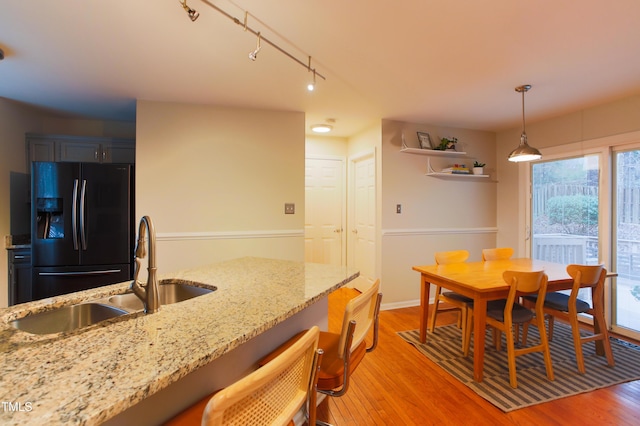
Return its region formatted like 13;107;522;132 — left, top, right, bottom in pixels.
0;257;358;425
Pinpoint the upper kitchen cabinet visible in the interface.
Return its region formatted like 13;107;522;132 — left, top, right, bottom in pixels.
26;134;135;165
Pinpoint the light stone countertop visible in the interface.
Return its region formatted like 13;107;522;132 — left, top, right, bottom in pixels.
0;257;359;425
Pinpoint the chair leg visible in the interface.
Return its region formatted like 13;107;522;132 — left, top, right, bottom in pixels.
593;310;616;368
428;286;442;333
568;311;586;374
536;316;555;382
505;325;518;388
495;329;502;351
463;309;473;357
521;323;530;346
459;306;468;353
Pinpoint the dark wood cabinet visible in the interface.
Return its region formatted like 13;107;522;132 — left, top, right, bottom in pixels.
8;248;32;305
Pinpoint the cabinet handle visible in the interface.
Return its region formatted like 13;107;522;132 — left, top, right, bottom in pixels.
14;255;26;259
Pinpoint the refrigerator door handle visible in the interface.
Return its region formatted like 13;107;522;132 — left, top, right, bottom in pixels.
38;269;123;276
80;179;87;250
72;179;79;250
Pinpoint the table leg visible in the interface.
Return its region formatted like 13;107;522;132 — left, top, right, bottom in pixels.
419;275;430;343
473;298;487;382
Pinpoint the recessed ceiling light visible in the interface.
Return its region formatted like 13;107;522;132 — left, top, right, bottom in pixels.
311;124;333;133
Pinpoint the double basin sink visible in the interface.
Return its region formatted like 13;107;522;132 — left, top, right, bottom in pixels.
9;280;216;335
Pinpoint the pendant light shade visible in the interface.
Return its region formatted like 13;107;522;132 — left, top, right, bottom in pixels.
508;84;542;163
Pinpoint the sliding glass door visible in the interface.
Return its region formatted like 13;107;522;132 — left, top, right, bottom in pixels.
613;148;640;336
530;146;640;341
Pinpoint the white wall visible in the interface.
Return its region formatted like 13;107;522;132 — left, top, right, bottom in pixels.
496;95;640;255
135;101;306;274
380;119;497;307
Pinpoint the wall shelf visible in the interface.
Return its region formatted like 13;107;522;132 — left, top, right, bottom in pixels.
426;158;494;181
401;139;495;181
400;145;467;157
426;171;490;179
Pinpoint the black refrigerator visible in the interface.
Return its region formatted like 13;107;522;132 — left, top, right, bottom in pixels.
31;162;134;301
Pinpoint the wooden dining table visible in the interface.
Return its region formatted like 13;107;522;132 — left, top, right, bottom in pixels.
413;258;575;382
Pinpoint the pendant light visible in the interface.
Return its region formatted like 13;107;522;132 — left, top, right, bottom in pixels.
508;84;542;162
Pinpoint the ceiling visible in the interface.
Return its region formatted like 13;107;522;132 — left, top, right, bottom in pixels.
1;1;640;138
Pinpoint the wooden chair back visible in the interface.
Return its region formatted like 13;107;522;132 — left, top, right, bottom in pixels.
434;250;469;265
502;270;548;318
482;247;514;261
338;279;381;358
566;264;605;291
490;270;553;388
202;326;321;426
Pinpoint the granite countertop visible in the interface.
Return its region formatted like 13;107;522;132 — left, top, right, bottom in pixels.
0;257;358;425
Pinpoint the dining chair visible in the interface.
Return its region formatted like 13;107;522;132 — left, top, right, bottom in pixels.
468;270;554;388
259;278;382;426
481;247;514;261
522;264;615;374
429;250;473;353
165;326;323;426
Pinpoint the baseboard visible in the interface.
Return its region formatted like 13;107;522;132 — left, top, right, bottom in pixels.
380;299;420;311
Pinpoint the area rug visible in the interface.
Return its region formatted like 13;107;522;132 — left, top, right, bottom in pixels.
398;322;640;412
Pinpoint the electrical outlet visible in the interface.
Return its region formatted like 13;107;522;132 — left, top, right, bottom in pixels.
396;204;402;214
285;203;295;214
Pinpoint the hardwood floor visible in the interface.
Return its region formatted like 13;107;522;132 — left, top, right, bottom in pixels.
318;288;640;425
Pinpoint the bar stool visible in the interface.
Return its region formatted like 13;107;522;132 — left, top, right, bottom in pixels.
260;279;382;426
165;326;322;426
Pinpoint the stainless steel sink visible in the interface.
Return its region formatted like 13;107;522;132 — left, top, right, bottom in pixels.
107;281;215;312
8;280;215;335
9;303;129;335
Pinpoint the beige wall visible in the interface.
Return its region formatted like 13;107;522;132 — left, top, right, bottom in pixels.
496;95;640;256
306;135;348;157
135;101;306;274
0;99;43;307
380;119;497;307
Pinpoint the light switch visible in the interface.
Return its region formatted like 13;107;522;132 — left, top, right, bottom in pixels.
285;203;295;214
396;204;402;214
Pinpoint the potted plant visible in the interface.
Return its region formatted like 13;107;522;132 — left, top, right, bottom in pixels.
435;136;458;151
473;161;486;175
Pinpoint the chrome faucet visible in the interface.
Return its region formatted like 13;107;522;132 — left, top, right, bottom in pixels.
130;216;160;313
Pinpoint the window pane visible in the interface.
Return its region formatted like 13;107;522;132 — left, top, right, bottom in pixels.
531;156;600;304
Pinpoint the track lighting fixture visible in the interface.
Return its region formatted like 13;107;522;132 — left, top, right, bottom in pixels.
179;0;199;22
192;1;326;90
249;32;261;61
508;84;542;163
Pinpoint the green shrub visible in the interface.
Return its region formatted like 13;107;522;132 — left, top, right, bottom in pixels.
547;195;598;233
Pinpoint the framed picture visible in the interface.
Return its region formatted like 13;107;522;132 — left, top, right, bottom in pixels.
417;132;433;149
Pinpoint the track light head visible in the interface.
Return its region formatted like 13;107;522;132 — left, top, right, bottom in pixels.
249;33;261;61
307;69;316;91
180;0;199;21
